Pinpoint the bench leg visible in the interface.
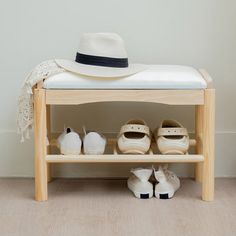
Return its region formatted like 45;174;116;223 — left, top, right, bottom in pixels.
46;105;53;183
195;105;203;182
202;89;215;201
34;88;48;201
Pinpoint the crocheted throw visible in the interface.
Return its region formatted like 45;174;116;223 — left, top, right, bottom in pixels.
17;60;65;142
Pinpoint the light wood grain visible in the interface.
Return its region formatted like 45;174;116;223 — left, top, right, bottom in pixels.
36;80;43;89
45;89;204;105
46;105;52;183
195;105;203;182
34;88;48;201
46;154;204;163
35;72;215;201
202;89;215;201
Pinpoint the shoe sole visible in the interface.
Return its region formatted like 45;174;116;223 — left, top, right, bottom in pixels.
122;149;146;154
161;150;185;155
133;190;154;199
154;190;174;199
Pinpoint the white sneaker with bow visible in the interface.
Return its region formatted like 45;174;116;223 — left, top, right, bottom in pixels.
127;167;153;199
154;165;180;199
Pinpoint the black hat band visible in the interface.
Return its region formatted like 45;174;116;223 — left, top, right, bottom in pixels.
75;52;128;68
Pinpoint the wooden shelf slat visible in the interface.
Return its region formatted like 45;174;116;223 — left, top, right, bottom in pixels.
46;154;204;163
46;90;204;105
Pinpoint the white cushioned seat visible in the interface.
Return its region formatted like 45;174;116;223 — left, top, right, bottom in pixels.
43;65;207;90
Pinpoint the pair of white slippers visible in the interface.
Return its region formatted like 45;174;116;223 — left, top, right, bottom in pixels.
57;127;106;155
127;165;180;199
118;119;189;155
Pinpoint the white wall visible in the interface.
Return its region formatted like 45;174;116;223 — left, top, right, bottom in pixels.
1;0;236;177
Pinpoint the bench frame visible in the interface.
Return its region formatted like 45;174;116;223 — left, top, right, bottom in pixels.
33;69;215;201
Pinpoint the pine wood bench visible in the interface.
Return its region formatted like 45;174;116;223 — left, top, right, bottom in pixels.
33;69;215;201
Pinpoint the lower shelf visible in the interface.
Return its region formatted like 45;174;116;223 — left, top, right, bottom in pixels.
46;154;204;163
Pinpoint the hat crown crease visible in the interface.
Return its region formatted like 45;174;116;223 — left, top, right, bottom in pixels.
78;33;127;59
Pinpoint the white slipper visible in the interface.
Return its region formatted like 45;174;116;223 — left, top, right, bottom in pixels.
156;120;189;154
57;127;82;155
154;165;180;199
117;119;151;154
83;127;106;155
127;167;153;199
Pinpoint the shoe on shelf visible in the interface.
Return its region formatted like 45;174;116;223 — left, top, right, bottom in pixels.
127;167;154;199
156;120;189;154
83;127;106;155
117;119;151;154
154;165;180;199
57;127;82;155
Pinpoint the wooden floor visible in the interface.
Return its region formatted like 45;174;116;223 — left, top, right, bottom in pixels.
0;178;236;236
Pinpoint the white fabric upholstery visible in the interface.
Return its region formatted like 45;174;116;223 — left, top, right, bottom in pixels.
43;65;207;90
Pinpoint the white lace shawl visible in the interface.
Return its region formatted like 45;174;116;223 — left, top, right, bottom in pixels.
17;60;65;142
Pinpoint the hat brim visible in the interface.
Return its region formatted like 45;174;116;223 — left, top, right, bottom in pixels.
55;59;148;78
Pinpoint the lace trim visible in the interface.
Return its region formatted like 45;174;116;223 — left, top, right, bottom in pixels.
16;59;65;142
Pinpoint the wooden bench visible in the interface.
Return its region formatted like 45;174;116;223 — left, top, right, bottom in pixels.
33;69;215;201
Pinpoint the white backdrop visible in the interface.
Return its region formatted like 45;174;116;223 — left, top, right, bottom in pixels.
0;0;236;177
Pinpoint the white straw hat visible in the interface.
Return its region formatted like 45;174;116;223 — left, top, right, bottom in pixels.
55;33;147;78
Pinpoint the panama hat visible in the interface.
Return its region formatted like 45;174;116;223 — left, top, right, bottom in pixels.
55;33;147;78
